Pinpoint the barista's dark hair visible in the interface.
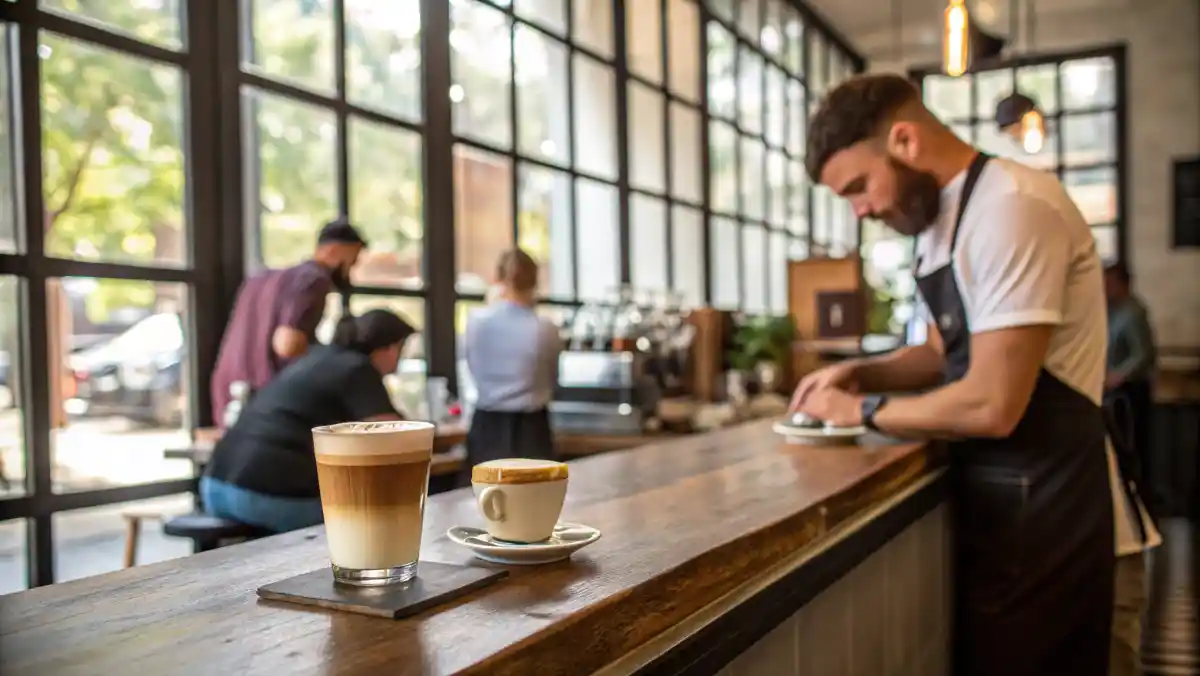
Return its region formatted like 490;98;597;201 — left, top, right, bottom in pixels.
332;309;416;354
806;73;923;182
1104;262;1132;285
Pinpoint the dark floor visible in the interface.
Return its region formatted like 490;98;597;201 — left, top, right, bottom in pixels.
1142;518;1199;675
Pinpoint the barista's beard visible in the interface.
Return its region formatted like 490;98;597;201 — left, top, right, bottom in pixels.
879;158;942;237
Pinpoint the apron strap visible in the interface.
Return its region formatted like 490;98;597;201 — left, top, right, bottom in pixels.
949;152;993;253
1101;396;1152;543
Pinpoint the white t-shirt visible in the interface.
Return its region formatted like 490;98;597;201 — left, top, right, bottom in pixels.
915;157;1160;555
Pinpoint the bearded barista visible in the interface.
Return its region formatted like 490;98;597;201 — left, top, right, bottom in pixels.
790;74;1135;675
211;219;367;426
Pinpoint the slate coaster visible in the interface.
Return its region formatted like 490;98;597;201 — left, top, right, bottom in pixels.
257;561;507;619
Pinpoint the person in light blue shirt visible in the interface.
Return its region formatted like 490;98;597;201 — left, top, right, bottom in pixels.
464;249;561;466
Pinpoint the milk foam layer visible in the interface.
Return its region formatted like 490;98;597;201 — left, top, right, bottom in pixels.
324;505;423;570
312;420;434;461
477;458;563;470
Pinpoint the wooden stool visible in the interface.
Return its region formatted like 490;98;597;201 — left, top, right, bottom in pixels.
122;511;167;568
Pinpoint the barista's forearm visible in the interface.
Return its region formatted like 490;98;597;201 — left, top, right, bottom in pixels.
851;344;946;393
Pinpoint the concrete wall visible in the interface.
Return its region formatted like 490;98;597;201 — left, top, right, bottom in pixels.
858;0;1200;349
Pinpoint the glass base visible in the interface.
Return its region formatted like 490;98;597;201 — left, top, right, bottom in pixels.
332;561;417;587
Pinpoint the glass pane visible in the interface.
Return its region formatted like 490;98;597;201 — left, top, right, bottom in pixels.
515;26;570;165
975;121;1020;159
923;74;971;121
626;0;662;83
670;102;702;204
244;0;335;92
671;205;704;308
453;145;513;294
762;0;785;59
769;229;789;314
738;46;763;135
951;123;972;144
784;7;803;74
740;137;764;221
246;88;338;269
42;0;183;49
518;164;575;299
707;24;736;120
53;494;192;582
831;199;856;252
1064;166;1117;225
1;25;16;254
515;0;567;35
666;0;700;102
628;82;665;193
766;150;786;226
0;519;26;594
1062;112;1116;166
975;69;1012;119
765;65;786;148
708;0;734;23
786;78;805;157
812;186;831;244
710;216;739;309
0;276;24;499
1016;63;1058;114
737;0;760;42
347;117;423;290
1092;225;1118;264
786;159;808;236
742;225;767;313
41;35;187;267
1061;57;1116;111
573;54;617;180
345;0;422;123
575;179;619;301
451;0;512;149
808;33;826;95
51;279;192;493
573;0;613;58
630;194;668;292
710;121;737;214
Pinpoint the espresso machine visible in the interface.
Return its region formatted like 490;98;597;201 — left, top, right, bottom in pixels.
549;350;661;435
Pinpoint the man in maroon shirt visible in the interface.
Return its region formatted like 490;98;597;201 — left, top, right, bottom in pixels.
211;220;367;426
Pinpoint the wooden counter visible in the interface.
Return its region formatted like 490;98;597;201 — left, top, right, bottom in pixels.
0;421;944;676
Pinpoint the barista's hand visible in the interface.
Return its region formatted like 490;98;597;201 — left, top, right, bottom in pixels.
789;362;859;411
798;388;864;428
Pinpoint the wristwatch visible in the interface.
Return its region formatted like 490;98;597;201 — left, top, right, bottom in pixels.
860;395;889;432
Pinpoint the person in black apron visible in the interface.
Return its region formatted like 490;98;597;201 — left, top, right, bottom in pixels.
463;249;560;470
796;75;1120;674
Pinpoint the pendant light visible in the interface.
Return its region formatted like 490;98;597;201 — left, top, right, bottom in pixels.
994;0;1047;154
942;0;970;77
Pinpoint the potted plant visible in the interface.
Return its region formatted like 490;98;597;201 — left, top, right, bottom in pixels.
728;315;797;396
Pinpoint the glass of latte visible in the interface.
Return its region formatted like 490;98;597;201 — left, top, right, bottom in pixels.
311;421;435;586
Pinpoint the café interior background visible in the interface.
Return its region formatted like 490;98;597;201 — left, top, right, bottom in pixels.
0;0;1197;592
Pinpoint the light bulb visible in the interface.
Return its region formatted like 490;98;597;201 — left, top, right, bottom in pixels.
1019;110;1045;154
943;0;970;77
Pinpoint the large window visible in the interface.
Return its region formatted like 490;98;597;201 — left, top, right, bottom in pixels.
1;2;203;589
706;0;859;313
0;0;864;591
917;48;1125;263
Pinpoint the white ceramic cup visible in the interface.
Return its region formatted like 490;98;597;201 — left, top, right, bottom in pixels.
470;458;569;543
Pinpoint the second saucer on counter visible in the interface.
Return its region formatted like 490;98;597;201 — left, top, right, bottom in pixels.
447;522;601;565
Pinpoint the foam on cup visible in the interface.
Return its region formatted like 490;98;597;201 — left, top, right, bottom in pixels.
471;458;569;485
311;421;435;573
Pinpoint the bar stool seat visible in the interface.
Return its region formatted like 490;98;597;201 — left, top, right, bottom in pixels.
162;513;273;553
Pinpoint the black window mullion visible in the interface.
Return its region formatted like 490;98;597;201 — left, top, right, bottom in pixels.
660;0;673;289
698;8;713;307
508;19;519;248
614;0;631;286
565;0;580;301
333;0;349;318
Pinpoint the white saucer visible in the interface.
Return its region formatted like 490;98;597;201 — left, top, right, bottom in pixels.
772;420;867;446
446;522;602;565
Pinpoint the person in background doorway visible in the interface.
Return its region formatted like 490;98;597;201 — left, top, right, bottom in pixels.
201;310;414;532
464;249;561;466
210;219;367;427
1104;262;1159;508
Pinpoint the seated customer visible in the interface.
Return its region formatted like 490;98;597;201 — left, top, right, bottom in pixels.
464;249;562;466
200;310;416;533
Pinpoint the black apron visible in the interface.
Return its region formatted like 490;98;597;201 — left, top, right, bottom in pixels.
466;408;556;469
916;153;1115;676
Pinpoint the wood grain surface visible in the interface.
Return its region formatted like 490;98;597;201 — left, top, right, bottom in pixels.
0;421;938;676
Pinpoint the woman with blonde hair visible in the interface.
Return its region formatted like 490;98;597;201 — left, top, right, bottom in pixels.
463;249;561;466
